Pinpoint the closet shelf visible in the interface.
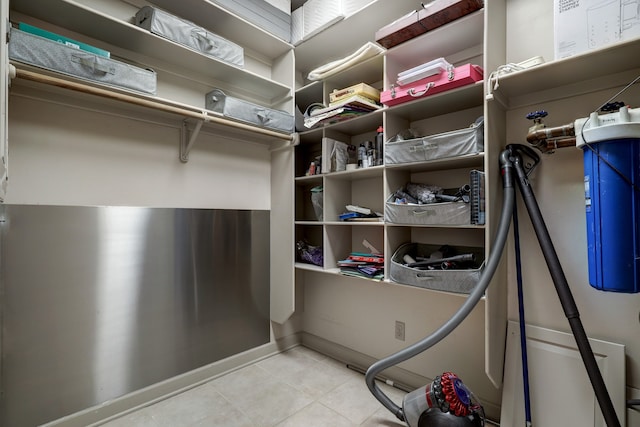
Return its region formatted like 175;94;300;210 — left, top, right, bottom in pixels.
488;37;640;108
11;65;294;160
10;0;292;101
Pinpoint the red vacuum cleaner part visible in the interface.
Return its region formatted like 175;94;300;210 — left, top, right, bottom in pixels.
425;372;472;417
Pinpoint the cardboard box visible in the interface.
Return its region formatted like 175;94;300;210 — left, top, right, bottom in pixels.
375;10;426;49
376;0;484;49
329;82;380;104
417;0;484;31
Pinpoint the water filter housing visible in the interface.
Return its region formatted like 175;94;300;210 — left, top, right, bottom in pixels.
575;106;640;293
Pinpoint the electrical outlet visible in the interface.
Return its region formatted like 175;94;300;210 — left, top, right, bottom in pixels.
395;321;405;341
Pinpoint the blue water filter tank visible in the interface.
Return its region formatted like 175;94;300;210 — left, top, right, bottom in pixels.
576;106;640;293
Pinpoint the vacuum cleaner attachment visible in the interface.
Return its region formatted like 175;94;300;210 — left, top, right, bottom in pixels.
402;372;485;427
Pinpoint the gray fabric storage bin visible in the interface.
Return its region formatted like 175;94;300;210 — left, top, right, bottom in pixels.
205;89;294;133
390;243;484;294
385;117;484;165
134;6;244;68
210;0;291;42
9;27;156;95
385;194;471;225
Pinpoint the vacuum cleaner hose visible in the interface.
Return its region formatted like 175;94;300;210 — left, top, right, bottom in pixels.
365;153;516;422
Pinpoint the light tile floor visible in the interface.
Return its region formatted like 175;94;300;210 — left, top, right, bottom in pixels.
100;346;407;427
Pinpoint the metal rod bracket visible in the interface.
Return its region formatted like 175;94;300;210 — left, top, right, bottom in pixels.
180;118;205;163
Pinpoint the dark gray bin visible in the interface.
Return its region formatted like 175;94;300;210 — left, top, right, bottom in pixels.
9;27;157;95
134;6;244;68
205;89;294;133
385;118;484;165
390;243;484;294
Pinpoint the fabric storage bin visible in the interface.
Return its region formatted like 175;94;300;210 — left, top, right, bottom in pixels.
385;194;471;225
291;0;344;44
9;27;157;95
385;117;484;165
264;0;291;15
205;89;294;133
210;0;291;42
134;6;244;68
390;243;484;294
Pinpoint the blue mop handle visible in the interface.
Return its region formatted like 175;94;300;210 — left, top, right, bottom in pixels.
513;201;533;425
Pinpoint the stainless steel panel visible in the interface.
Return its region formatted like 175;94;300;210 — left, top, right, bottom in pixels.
0;205;270;427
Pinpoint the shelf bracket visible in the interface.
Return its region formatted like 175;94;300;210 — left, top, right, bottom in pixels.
180;118;205;163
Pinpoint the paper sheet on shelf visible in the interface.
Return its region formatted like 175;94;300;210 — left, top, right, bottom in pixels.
554;0;640;59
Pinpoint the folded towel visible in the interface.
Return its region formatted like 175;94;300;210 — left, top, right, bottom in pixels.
307;42;385;81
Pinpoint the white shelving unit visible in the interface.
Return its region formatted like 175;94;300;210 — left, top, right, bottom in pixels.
294;5;488;266
292;4;511;387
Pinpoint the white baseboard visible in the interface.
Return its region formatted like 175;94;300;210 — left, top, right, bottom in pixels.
44;332;302;427
301;332;502;422
302;331;430;391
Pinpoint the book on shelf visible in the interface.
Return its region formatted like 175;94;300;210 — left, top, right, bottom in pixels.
347;253;384;264
304;95;382;129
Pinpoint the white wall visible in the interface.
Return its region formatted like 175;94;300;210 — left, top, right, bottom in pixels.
6;87;302;338
505;0;640;392
302;271;503;416
7;91;271;209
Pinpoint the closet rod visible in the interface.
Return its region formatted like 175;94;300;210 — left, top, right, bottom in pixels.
12;66;294;142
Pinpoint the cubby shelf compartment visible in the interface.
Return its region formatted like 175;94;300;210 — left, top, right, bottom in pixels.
384;153;484;173
385;82;484;122
294;263;324;272
298;108;384;136
324;221;384;226
384;10;484;74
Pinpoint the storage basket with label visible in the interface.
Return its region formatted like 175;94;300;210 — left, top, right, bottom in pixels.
385;117;484;165
9;27;157;95
205;89;294;133
134;6;244;67
390;243;484;294
385;194;471;225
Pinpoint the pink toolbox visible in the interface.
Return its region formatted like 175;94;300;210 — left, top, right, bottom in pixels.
380;63;483;107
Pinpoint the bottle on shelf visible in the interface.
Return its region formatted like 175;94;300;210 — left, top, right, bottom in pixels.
358;143;366;168
375;126;384;166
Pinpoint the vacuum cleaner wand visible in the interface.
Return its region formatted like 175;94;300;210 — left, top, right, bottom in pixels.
507;144;621;427
364;151;517;426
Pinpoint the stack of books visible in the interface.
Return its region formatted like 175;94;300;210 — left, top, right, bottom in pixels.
338;252;384;280
304;94;382;129
339;205;383;222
